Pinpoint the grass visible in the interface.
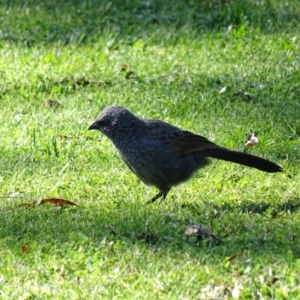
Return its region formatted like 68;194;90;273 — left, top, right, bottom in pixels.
0;0;300;298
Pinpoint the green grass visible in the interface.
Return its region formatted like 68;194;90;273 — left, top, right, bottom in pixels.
1;0;300;298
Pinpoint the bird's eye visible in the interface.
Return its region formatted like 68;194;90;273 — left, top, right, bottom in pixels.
97;120;107;126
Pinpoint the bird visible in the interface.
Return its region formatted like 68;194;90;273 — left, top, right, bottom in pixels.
88;106;282;203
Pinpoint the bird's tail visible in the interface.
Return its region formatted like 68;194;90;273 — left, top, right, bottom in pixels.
204;149;282;173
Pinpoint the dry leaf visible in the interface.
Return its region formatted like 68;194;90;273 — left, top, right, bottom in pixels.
58;134;101;143
41;198;77;206
0;196;23;199
244;129;259;147
219;86;227;94
18;202;37;207
21;245;29;253
185;224;216;238
85;136;101;142
56;272;64;282
44;99;63;108
224;253;241;263
56;266;64;282
121;64;129;71
232;280;242;299
18;198;78;207
58;134;72;141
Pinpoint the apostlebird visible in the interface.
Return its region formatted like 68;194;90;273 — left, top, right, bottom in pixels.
88;106;282;203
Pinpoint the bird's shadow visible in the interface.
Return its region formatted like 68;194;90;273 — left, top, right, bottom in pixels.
197;197;300;215
1;195;300;261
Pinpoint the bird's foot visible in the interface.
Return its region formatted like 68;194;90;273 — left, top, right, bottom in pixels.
146;189;170;204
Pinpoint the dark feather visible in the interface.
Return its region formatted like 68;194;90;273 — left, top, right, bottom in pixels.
170;130;221;155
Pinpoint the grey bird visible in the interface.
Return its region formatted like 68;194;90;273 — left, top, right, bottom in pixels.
88;106;282;203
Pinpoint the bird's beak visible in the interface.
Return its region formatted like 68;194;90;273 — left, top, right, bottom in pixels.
88;123;98;130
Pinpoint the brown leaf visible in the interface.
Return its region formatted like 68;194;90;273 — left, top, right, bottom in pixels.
41;198;77;206
224;253;241;263
21;245;29;253
18;198;78;207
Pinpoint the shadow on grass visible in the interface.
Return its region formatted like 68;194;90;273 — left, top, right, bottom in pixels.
1;194;300;261
220;197;300;215
0;0;299;46
182;197;300;215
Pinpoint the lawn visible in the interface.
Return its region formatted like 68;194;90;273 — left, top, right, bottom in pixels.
0;0;300;298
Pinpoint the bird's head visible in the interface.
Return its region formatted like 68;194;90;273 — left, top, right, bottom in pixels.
88;106;140;140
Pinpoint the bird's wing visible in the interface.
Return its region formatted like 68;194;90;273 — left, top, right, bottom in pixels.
144;119;221;156
169;130;221;155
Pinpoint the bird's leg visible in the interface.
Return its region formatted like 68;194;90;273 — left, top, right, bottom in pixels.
147;188;170;204
147;191;164;204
